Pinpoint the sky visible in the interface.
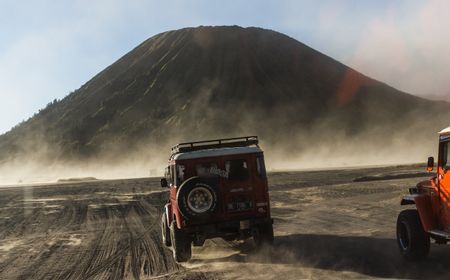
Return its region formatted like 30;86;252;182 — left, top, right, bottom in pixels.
1;0;449;134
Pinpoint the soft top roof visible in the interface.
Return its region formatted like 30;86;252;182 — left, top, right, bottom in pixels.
173;146;262;161
439;127;450;135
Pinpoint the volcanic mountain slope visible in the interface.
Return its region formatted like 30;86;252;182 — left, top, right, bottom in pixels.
1;26;449;163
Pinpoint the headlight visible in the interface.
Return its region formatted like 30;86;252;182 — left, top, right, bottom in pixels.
187;187;214;213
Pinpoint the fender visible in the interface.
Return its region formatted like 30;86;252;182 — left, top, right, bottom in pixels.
166;203;183;229
170;202;183;229
401;194;437;231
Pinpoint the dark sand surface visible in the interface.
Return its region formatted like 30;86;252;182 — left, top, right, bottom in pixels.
0;165;448;279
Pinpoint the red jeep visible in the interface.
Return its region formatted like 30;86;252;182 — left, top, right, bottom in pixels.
160;136;274;262
397;127;450;260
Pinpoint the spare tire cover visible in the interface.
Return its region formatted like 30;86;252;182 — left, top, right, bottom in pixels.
176;176;219;220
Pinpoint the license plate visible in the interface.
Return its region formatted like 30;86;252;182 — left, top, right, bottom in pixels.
240;220;251;229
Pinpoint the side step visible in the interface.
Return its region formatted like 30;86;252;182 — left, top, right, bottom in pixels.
428;230;450;240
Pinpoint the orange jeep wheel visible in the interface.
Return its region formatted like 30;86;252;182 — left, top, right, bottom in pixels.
396;209;430;260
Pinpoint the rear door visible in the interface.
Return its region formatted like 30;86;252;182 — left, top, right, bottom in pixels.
223;157;256;216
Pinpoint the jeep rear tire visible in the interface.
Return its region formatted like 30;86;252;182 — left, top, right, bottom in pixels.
177;177;219;221
253;223;274;248
170;221;192;262
396;209;430;260
161;212;171;247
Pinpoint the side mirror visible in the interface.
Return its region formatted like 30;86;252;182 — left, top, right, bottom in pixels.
160;178;168;188
427;156;434;172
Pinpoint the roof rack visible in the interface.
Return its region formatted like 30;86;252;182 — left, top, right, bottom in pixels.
171;136;259;155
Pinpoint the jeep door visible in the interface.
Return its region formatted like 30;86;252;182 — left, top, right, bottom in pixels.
438;139;450;231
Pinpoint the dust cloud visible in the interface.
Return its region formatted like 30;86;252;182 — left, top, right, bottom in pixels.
0;115;442;185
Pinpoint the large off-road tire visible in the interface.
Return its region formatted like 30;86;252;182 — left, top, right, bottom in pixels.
176;177;219;221
396;209;430;260
253;223;274;248
161;212;171;247
170;221;192;262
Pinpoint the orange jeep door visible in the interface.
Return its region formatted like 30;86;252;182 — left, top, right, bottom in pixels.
438;140;450;231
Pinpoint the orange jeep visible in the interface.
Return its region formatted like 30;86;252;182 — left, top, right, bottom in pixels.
397;127;450;260
160;136;274;262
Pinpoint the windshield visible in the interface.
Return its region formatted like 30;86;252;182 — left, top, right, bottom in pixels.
442;141;450;169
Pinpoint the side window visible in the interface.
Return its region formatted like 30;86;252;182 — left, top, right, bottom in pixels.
443;142;450;169
195;163;218;178
225;159;249;181
170;165;177;186
165;166;172;185
177;165;185;184
256;156;267;178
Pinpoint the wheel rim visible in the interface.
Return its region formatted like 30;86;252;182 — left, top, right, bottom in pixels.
187;186;213;213
398;221;410;251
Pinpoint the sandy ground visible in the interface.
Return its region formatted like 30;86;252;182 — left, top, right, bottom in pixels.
0;165;449;280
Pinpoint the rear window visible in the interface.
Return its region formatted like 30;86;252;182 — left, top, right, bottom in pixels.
195;162;218;178
177;164;185;184
225;159;249;181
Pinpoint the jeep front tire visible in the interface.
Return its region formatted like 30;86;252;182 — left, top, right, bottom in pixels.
170;221;192;262
396;209;430;260
161;212;171;247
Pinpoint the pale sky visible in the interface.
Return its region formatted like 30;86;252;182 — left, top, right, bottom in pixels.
1;0;449;134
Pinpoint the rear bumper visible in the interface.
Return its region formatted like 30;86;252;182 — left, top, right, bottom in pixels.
184;217;273;240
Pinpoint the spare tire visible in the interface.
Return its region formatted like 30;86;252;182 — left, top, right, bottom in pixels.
176;176;219;220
